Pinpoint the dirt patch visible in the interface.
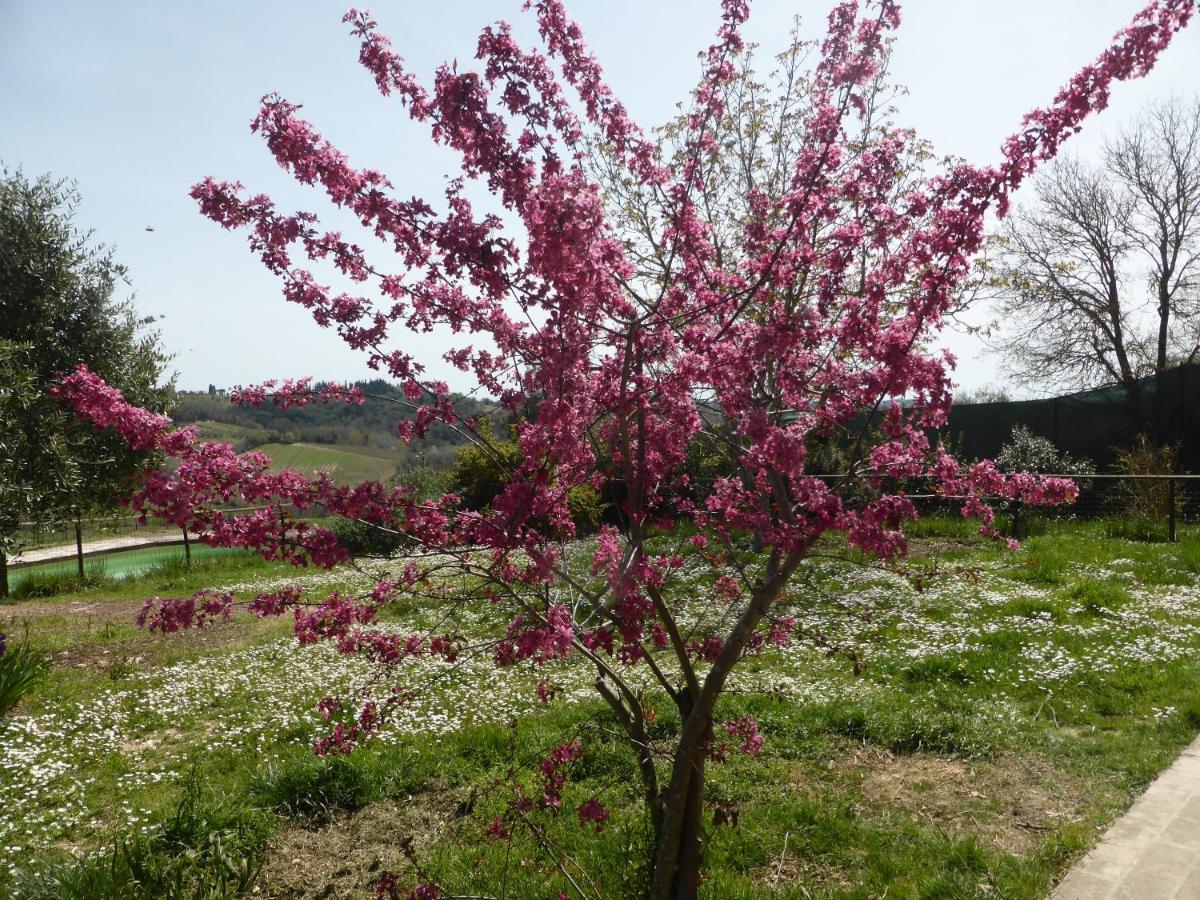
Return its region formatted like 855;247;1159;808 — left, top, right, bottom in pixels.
2;594;291;677
753;844;855;897
2;594;148;623
834;746;1090;854
258;790;461;899
906;537;988;558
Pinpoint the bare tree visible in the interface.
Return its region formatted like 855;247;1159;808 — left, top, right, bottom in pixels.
993;95;1200;395
1109;98;1200;372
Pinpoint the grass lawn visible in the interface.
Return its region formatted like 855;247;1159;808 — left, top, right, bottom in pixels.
2;520;1200;898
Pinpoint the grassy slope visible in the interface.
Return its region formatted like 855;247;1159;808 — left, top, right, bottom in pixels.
254;442;401;486
189;419;265;445
3;522;1200;897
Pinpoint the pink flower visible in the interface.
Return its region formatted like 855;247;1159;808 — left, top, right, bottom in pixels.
723;716;765;755
577;796;610;831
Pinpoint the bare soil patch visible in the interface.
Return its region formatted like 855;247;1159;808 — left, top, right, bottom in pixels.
834;746;1090;854
258;789;461;899
2;595;290;676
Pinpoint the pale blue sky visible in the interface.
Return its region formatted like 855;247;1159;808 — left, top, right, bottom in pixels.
3;1;1198;394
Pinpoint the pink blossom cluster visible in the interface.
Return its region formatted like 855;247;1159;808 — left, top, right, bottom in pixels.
55;365;465;570
312;696;392;756
231;377;365;409
494;604;575;666
722;715;765;755
50;366;195;454
577;795;610;832
539;738;583;808
137;590;233;634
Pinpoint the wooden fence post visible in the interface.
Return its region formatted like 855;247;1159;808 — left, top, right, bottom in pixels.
182;527;192;566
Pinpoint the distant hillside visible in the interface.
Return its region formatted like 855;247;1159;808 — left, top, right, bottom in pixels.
254;442;401;486
174;379;496;469
190;419;272;447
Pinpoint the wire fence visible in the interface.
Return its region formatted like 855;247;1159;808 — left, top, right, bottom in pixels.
12;506;275;556
868;474;1200;542
9;474;1198;575
13;515;177;554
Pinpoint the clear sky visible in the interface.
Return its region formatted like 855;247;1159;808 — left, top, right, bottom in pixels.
3;1;1198;395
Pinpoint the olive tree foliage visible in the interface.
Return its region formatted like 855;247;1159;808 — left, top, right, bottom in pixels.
992;96;1200;394
0;170;172;594
0;342;74;592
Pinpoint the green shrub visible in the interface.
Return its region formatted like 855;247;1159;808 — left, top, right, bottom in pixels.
10;767;269;899
567;484;609;536
327;516;405;558
394;463;453;501
0;635;48;716
452;426;522;511
452;425;610;534
10;566;112;600
1111;434;1183;528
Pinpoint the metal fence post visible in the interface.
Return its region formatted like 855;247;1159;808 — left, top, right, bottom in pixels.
75;515;84;577
1169;478;1177;544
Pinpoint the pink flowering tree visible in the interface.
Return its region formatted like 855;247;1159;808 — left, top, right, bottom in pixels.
59;1;1194;896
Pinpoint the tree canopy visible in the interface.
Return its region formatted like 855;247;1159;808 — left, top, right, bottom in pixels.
59;0;1195;896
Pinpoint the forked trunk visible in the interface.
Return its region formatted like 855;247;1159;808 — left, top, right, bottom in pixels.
649;727;711;900
646;561;799;898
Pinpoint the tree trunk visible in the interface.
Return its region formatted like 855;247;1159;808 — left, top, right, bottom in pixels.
1157;285;1171;375
646;557;802;899
0;549;8;598
649;732;710;900
1153;280;1172;441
